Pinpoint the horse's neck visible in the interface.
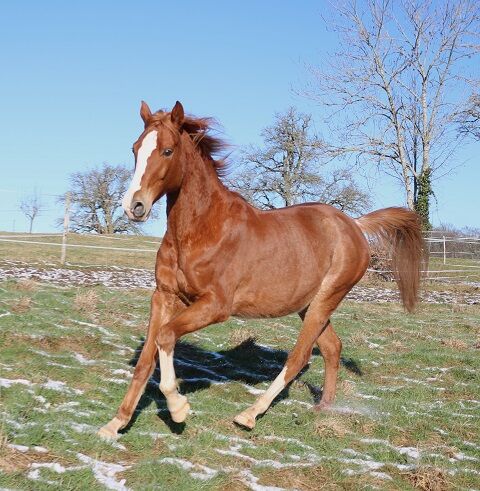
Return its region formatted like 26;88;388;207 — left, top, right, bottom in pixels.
166;151;228;235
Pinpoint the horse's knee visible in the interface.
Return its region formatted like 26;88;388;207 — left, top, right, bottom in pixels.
287;348;312;373
155;326;176;352
132;362;152;382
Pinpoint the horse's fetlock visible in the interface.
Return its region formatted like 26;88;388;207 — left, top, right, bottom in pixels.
159;382;177;396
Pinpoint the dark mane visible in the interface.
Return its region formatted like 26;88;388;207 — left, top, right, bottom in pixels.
149;110;229;177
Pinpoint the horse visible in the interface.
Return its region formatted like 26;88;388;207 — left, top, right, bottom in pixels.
98;101;425;439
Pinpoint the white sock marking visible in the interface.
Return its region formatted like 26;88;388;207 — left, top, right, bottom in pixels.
122;130;158;212
159;348;177;398
253;367;288;414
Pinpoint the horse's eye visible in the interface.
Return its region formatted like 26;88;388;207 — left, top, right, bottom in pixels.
163;148;173;157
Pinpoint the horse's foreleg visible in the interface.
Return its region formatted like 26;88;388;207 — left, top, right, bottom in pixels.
156;293;229;423
234;289;345;430
98;290;178;439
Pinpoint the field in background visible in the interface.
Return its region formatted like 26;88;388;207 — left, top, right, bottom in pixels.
1;231;480;285
0;280;479;490
0;232;160;270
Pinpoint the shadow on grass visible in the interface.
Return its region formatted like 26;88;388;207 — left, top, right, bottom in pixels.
121;337;363;434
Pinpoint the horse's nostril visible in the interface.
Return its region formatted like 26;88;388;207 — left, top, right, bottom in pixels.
132;201;145;218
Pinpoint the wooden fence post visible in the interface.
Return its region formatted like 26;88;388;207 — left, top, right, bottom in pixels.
443;236;446;265
60;193;71;265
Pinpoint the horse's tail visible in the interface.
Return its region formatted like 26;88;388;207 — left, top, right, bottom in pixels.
355;207;427;313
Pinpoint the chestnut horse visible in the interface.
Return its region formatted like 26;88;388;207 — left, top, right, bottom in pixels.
98;101;425;439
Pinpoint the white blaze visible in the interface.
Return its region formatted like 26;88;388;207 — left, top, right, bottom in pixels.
122;130;158;213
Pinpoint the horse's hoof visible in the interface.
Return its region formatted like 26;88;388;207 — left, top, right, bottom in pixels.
314;401;332;412
171;399;190;423
233;411;255;430
97;425;119;440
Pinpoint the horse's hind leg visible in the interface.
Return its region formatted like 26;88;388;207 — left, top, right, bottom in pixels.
299;310;342;408
234;287;346;430
315;321;342;409
98;290;179;439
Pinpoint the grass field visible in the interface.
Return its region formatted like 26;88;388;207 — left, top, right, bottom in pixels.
1;279;479;490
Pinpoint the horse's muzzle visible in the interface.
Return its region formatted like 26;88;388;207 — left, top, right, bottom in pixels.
126;200;150;221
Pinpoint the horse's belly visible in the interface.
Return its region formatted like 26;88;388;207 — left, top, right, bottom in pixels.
231;278;319;318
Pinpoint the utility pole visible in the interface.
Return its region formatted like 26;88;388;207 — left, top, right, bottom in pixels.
60;192;71;265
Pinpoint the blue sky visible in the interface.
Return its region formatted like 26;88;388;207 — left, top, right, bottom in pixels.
0;1;478;235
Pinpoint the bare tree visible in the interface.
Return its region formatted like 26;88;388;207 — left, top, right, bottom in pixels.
306;0;480;228
62;163;148;234
227;107;370;214
459;92;480;139
20;189;44;233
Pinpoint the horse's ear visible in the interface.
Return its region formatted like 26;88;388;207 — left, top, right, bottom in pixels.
140;100;152;126
170;101;184;129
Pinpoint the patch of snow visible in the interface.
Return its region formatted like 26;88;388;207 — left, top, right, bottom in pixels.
158;457;218;481
111;369;132;377
102;377;129;385
0;378;32;388
357;393;381;400
73;352;97;365
239;469;290;491
7;443;29;452
76;453;130;491
242;384;265;395
370;471;393;480
42;379;83;395
215;445;313;469
360;438;420;460
72;319;115;338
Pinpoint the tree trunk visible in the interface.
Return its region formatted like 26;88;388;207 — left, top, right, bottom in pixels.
414;168;432;230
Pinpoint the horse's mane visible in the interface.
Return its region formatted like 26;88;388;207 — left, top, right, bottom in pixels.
149;110;229;177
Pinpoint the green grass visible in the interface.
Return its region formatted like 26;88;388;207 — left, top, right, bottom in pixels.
0;280;479;490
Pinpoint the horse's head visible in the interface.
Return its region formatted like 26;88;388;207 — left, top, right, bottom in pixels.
122;100;185;221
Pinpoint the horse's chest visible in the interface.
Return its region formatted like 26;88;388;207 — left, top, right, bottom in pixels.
175;265;200;300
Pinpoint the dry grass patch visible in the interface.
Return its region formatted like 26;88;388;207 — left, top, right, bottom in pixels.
229;328;256;346
10;296;32;313
340;380;356;396
0;439;66;475
216;475;251;491
73;289;99;313
14;279;39;292
440;339;469;350
449;303;473;314
257;465;334;491
314;415;348;438
348;331;366;346
389;339;408;351
404;466;452;491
